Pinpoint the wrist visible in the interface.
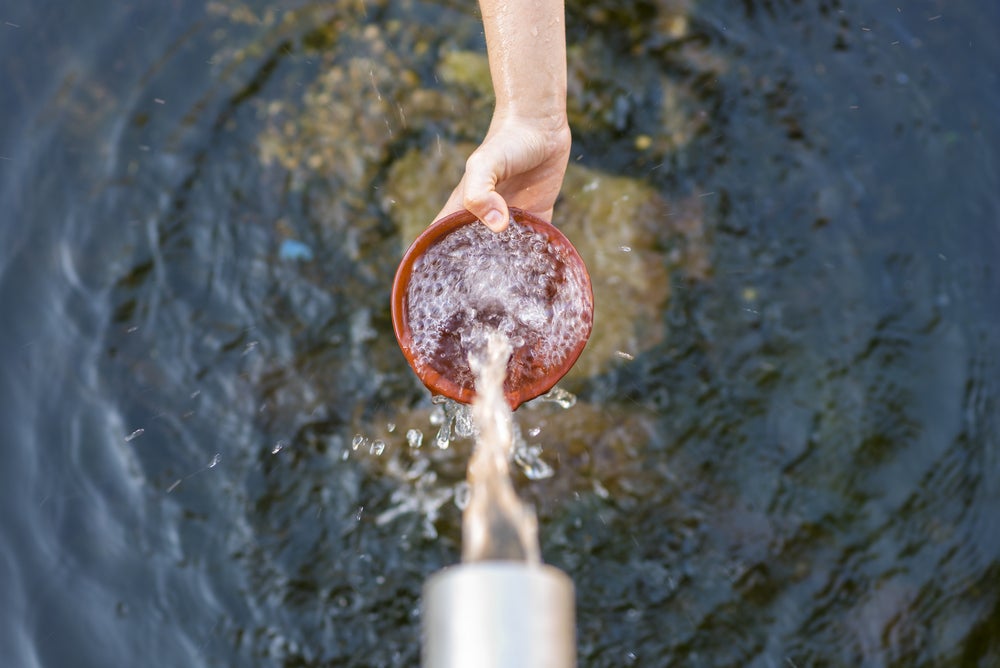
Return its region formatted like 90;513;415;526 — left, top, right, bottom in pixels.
479;0;567;127
494;97;567;128
491;102;569;136
487;112;572;158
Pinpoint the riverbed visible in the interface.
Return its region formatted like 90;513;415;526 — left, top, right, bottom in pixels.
1;0;997;665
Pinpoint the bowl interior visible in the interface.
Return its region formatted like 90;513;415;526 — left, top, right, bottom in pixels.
391;208;593;409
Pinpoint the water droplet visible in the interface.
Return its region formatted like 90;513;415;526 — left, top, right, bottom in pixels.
534;386;576;409
355;506;364;521
429;405;445;426
272;440;286;455
528;426;542;437
406;428;423;448
453;481;471;510
386;422;396;433
522;458;554;480
352;434;367;451
208;453;221;468
514;444;554;480
125;428;145;442
434;424;451;449
370;439;386;456
454;406;474;438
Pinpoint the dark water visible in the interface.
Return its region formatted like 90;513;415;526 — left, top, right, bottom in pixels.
1;0;998;666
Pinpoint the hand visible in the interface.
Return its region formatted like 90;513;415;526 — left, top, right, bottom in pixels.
436;114;572;232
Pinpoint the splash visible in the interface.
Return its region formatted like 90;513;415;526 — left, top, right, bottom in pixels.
406;218;591;397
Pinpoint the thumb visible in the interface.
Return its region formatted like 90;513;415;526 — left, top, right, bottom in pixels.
462;151;510;233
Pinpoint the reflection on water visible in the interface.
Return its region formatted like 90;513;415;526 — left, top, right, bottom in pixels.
1;0;998;665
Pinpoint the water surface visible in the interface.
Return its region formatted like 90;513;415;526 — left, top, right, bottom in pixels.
1;0;998;665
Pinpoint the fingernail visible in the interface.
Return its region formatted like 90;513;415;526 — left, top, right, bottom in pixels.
484;209;505;230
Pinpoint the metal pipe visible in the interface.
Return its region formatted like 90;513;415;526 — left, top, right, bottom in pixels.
422;562;576;668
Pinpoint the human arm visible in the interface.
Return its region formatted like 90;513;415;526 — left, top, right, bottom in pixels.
436;0;571;232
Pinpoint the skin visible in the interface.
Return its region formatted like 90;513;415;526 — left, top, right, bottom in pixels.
436;0;571;232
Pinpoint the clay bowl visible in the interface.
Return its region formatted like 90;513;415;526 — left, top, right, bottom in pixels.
391;207;593;410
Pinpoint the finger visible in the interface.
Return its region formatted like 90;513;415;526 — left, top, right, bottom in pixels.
435;178;508;233
462;151;510;233
466;190;509;233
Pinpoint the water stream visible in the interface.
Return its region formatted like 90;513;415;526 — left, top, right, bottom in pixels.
463;332;541;564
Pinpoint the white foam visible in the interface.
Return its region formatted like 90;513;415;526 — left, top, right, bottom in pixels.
406;220;590;389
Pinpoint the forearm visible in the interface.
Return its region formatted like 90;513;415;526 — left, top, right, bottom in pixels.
478;0;567;127
435;0;570;229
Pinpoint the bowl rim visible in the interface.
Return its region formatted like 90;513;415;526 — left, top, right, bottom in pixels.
390;207;593;410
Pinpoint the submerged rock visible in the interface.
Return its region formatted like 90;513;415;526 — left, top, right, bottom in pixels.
382;142;474;246
383;143;713;382
557;165;673;380
437;50;494;99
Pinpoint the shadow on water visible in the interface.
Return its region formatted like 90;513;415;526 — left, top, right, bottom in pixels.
0;0;998;665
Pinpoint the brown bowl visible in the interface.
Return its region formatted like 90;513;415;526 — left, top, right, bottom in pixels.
391;207;593;410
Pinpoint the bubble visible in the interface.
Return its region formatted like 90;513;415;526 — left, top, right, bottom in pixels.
405;219;590;394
